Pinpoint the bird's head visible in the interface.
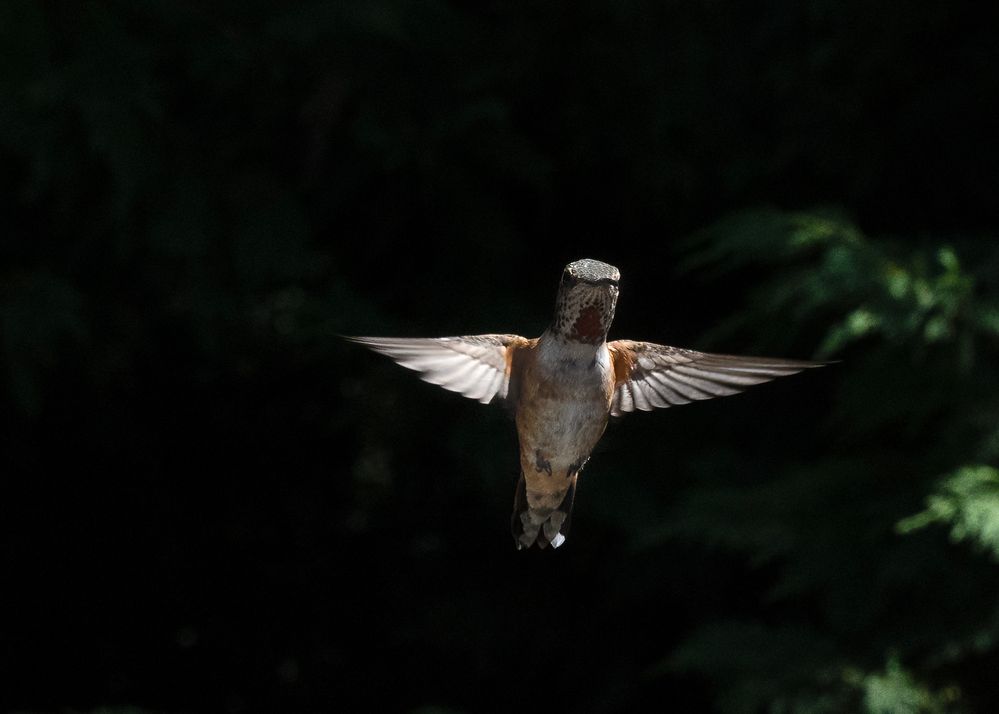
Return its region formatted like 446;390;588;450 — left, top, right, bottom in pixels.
550;258;620;345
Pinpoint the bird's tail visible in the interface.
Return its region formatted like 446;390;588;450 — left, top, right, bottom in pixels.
511;473;577;550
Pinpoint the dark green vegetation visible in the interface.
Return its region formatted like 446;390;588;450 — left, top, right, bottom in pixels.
4;2;999;713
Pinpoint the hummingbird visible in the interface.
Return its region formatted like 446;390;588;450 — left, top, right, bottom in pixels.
348;258;824;550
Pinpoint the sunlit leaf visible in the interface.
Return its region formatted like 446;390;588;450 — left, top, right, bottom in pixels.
897;466;999;559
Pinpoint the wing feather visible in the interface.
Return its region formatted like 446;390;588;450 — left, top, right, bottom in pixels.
612;381;634;414
647;373;693;404
652;371;704;402
630;376;654;411
639;376;669;408
608;340;826;416
460;362;496;402
346;334;530;404
664;368;739;397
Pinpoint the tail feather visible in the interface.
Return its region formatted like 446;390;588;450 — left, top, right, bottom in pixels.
511;474;577;550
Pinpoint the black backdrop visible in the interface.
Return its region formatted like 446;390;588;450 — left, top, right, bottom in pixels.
4;3;999;713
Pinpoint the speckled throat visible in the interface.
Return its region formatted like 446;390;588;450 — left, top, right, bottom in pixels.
549;259;620;345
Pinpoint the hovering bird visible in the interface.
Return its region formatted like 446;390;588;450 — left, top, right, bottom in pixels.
348;259;824;550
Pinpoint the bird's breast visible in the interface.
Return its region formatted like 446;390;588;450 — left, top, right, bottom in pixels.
513;342;614;470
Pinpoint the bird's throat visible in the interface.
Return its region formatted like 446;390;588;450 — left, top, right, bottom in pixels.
568;305;606;344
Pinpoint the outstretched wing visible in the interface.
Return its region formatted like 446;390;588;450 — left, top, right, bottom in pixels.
607;340;825;416
346;334;532;404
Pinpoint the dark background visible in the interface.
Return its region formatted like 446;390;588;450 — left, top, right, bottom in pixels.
4;2;999;713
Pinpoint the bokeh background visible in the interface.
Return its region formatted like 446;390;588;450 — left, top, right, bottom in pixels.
4;2;999;713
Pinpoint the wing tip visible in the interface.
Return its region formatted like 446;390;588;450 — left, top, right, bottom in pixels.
811;359;840;367
342;334;411;343
341;334;387;346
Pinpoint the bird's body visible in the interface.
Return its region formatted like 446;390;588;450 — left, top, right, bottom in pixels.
510;337;615;548
349;259;824;550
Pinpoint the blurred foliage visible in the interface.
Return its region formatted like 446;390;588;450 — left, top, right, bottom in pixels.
656;212;999;713
682;209;994;361
898;467;999;560
3;2;999;714
855;657;958;714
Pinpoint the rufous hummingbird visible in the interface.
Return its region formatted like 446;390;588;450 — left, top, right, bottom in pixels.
348;259;824;550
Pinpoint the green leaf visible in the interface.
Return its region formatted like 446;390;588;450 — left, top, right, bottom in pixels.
897;466;999;559
858;657;958;714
